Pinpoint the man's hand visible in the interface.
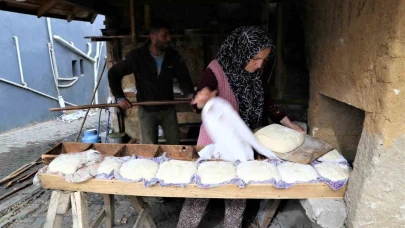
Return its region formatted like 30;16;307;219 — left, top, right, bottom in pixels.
191;87;218;109
118;98;132;110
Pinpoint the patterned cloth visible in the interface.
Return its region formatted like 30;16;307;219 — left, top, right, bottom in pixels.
216;26;274;129
176;198;246;228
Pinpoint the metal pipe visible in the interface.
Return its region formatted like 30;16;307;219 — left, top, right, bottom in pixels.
93;42;101;104
47;43;61;96
12;36;27;87
86;43;92;56
0;78;76;106
53;35;95;62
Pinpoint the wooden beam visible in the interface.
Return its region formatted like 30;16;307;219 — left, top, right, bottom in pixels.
256;199;281;228
67;7;78;22
44;191;72;228
144;5;150;29
90;210;105;228
71;192;89;228
130;0;136;43
37;0;60;18
39;174;347;199
89;13;98;24
103;194;115;228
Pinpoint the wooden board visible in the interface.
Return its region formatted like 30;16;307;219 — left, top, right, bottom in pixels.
274;135;334;164
39;174;346;199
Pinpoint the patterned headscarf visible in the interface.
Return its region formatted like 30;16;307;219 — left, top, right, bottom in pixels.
216;26;274;129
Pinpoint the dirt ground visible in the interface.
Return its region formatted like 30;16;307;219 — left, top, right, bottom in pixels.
0;113;312;228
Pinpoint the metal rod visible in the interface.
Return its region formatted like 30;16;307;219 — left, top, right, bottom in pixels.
50;100;191;112
75;60;107;142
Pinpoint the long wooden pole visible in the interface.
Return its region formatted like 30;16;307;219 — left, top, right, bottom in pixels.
50;100;191;112
75;60;107;142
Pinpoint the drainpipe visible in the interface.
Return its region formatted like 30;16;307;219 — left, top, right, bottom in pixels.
0;78;76;106
53;35;95;62
12;36;27;87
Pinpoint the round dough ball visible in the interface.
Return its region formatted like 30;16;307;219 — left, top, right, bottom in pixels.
97;157;122;175
254;124;304;153
197;161;236;185
156;160;197;184
314;162;350;181
237;160;279;183
49;155;83;175
277;162;318;184
119;159;159;181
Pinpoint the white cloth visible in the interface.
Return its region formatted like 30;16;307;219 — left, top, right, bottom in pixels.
201;97;280;162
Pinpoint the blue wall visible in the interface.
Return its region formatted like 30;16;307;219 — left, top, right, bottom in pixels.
0;11;109;132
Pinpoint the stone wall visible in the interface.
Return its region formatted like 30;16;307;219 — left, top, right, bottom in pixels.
304;0;405;227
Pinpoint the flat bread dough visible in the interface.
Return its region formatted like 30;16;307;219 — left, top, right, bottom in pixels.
119;159;159;181
97;157;122;175
49;155;83;175
317;149;347;163
155;160;197;184
277;162;318;184
254;124;304;153
314;162;350;181
197;161;236;185
237;160;279;183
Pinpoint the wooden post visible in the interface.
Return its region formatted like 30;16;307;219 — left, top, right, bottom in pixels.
130;0;136;43
130;196;157;228
71;192;89;228
144;5;150;29
275;1;285;100
44;191;72;228
103;194;115;228
256;199;281;228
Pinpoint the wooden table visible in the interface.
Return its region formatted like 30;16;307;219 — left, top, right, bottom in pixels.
40;174;346;228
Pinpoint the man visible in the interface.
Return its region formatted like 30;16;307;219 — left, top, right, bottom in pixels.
108;21;194;144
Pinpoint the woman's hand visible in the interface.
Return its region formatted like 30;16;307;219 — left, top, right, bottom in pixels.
191;87;218;109
280;116;306;134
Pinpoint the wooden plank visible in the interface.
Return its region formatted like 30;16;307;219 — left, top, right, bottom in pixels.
130;196;156;228
103;194;115;228
44;191;71;228
256;199;281;228
144;5;150;28
37;0;60;17
39;174;346;199
71;192;89;228
90;210;105;228
133;207;150;228
274;135;334;164
67;7;78;22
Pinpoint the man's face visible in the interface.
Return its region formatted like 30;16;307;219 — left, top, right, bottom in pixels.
151;28;171;50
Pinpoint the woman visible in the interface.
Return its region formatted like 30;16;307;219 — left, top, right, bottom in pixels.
177;26;304;228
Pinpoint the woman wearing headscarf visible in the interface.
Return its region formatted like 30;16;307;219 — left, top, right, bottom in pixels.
177;26;304;228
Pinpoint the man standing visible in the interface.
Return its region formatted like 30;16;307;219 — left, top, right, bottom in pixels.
108;21;194;144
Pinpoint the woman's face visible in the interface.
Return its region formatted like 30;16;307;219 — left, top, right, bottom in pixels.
244;47;272;73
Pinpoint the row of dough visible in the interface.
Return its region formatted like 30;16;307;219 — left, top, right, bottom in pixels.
99;156;350;186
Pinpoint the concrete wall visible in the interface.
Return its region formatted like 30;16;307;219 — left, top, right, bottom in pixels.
0;11;109;132
304;0;405;227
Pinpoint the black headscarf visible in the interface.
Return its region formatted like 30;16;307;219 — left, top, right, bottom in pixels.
216;26;274;129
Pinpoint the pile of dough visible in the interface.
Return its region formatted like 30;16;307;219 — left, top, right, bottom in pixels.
119;159;159;181
314;162;350;181
49;154;83;175
97;157;122;175
237;160;279;183
277;162;318;184
155;160;197;184
317;149;347;163
254;124;304;153
197;161;236;185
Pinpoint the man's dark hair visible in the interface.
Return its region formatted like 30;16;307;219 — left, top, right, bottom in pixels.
148;19;171;35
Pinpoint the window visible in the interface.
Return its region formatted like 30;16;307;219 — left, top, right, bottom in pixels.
72;60;78;76
80;59;84;76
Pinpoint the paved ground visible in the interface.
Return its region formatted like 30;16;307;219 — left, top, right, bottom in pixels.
0;112;312;228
